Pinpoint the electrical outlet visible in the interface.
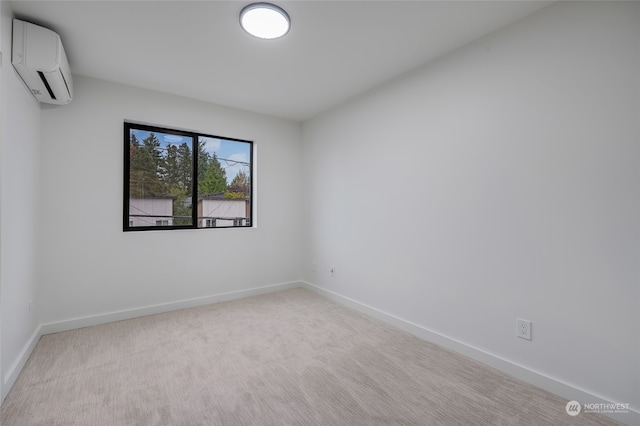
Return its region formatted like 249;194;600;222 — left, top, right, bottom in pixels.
330;265;336;277
517;318;531;340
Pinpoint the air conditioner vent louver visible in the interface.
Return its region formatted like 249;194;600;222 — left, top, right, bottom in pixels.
38;71;57;100
11;19;73;105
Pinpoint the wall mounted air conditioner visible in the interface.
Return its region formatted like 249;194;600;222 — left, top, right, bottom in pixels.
11;19;73;105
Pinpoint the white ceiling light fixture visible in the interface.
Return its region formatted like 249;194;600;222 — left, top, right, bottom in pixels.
240;3;290;40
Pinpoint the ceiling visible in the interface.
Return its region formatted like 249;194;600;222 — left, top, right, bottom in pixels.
8;0;551;122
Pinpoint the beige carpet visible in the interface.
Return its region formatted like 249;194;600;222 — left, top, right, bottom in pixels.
0;288;620;425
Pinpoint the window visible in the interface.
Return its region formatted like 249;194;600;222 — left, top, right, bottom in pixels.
124;123;253;231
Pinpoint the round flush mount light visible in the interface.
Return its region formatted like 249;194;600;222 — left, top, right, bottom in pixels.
240;3;290;40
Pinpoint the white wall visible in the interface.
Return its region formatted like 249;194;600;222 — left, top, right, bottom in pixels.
303;0;639;416
38;76;303;324
0;1;42;401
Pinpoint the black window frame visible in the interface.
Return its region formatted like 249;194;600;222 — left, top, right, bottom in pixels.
123;122;253;232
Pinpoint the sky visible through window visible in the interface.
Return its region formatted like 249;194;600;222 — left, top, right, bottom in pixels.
131;129;250;183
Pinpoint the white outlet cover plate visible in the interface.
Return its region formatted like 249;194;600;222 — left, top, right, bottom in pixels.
517;318;532;340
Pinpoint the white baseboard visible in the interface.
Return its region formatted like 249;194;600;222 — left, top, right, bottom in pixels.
40;281;302;335
301;281;639;426
1;280;302;404
1;326;41;404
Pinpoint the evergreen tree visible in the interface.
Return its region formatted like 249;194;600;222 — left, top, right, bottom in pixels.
227;170;250;198
197;139;227;195
177;142;193;194
145;133;167;194
129;132;163;197
165;144;180;190
197;139;211;187
128;132;167;196
129;133;143;196
168;141;193;225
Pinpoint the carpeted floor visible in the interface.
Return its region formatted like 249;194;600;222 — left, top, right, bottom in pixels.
0;288;621;425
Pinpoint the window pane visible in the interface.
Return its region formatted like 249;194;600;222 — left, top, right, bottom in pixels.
197;136;252;228
124;122;252;232
128;128;194;227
